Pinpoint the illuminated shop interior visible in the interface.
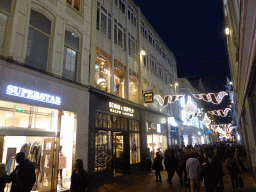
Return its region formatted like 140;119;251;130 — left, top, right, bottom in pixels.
0;100;76;192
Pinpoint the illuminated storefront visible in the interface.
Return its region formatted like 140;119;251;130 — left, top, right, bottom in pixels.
88;89;141;183
0;60;89;192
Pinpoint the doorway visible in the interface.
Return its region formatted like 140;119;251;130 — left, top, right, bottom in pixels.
113;132;129;176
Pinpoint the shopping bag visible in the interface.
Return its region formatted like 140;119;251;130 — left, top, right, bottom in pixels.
239;176;244;188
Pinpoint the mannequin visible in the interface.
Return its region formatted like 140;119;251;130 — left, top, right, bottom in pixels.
58;146;66;188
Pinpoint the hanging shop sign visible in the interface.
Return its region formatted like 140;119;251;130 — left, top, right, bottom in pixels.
6;85;61;105
109;102;134;117
143;92;154;103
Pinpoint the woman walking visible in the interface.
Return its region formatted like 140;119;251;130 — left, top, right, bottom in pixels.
164;149;178;184
152;152;163;182
225;152;240;192
70;159;88;192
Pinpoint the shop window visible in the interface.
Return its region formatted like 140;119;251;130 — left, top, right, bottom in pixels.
95;130;112;172
25;9;51;71
129;76;138;103
114;68;126;98
96;113;111;129
130;133;140;164
0;0;12;55
121;118;128;130
59;111;76;190
129;120;139;131
67;0;80;11
95;55;111;92
63;30;79;81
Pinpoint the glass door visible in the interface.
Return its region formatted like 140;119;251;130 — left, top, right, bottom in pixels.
113;132;124;173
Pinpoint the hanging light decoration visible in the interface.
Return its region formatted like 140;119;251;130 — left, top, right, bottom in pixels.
208;108;231;117
184;96;197;119
154;94;184;107
187;112;203;120
193;91;228;105
202;113;211;127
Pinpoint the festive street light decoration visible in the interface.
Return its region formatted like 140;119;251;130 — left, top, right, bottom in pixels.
193;91;228;105
184;96;197;119
154;94;184;107
202;113;211;127
187;112;203;120
208;108;231;117
209;123;232;130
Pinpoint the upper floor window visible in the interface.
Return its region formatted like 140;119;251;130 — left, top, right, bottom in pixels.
129;76;139;103
128;6;136;27
97;3;111;39
25;9;51;71
0;0;12;55
115;0;125;14
67;0;80;11
142;54;147;67
114;20;126;51
62;30;79;81
128;34;137;58
158;66;162;79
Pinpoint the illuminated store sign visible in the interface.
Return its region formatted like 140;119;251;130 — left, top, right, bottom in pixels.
109;102;134;117
6;85;61;105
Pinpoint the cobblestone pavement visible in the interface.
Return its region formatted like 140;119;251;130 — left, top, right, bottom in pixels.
93;170;256;192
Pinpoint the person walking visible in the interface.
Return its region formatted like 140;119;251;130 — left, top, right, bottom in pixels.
70;159;88;192
186;152;201;192
5;152;36;192
144;148;152;172
164;149;177;184
177;149;186;186
152;152;163;182
201;157;214;192
211;156;224;192
225;152;240;192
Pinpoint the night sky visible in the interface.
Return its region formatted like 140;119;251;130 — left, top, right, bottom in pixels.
133;0;230;92
133;1;231;124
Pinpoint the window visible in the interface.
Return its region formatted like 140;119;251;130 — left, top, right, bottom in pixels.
142;54;147;67
164;72;168;84
128;34;137;58
63;30;79;81
0;0;12;55
115;0;125;14
159;66;162;79
25;9;51;71
95;130;112;172
151;58;156;74
96;3;111;39
129;76;138;103
114;67;125;98
128;6;137;27
114;20;126;50
129;120;140;164
67;0;80;11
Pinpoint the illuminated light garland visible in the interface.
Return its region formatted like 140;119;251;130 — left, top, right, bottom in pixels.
202;113;211;127
209;123;232;130
184;96;197;119
208;108;231;117
154;94;185;107
193;91;228;105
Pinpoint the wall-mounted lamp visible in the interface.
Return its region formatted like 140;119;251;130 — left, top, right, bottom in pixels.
229;82;233;85
141;50;146;56
225;28;230;35
175;83;178;86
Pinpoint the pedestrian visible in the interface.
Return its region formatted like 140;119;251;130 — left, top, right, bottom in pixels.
152;152;163;182
144;148;152;172
183;147;190;186
186;152;201;192
225;152;240;192
0;164;7;192
201;157;214;192
164;149;177;184
70;159;88;192
5;152;36;192
211;156;224;192
177;149;186;186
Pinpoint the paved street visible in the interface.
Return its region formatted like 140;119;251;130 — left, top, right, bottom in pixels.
93;170;256;192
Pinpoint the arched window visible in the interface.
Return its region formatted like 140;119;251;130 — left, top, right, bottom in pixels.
114;67;125;98
25;9;52;71
129;76;138;103
94;55;111;92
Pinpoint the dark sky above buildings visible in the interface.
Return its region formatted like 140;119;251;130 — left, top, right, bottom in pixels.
133;0;230;93
133;0;231;124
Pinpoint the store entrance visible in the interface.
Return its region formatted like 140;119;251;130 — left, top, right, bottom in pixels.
113;132;129;176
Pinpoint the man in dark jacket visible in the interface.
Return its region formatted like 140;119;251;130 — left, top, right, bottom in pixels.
6;152;36;192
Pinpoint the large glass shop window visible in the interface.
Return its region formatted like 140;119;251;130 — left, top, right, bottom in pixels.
95;130;112;172
129;120;140;164
114;68;125;98
94;56;111;92
129;76;138;103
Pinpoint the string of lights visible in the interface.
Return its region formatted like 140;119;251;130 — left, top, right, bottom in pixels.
193;91;228;104
154;94;184;107
208;108;231;117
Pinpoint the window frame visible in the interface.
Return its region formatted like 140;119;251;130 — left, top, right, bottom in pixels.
96;3;112;39
66;0;81;12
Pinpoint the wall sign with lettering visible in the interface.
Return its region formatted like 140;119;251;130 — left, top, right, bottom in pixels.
109;102;134;117
6;85;61;105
